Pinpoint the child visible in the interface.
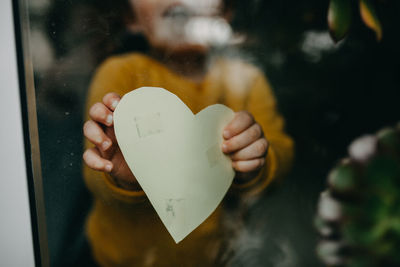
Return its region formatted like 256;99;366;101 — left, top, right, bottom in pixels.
82;0;294;266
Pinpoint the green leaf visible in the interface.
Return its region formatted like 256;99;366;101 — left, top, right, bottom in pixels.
377;127;400;155
328;163;358;193
360;0;383;41
328;0;352;42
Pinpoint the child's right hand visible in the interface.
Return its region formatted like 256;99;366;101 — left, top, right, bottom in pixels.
83;93;140;190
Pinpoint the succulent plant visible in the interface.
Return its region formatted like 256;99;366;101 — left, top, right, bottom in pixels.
316;123;400;267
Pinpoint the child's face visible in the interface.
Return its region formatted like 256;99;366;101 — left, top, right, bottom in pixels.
128;0;230;53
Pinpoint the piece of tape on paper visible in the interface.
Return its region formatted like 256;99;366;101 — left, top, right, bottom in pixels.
134;112;163;138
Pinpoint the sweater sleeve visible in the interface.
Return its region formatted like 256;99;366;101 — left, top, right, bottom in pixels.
230;71;294;197
83;56;147;205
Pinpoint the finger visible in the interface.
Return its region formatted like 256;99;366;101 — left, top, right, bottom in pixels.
232;158;265;173
89;102;114;127
83;147;113;172
83;120;113;151
222;123;263;153
231;138;269;161
103;92;121;111
223;111;254;139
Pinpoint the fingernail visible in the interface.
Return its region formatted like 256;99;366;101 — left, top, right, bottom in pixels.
102;140;111;150
105;163;112;172
223;130;230;139
222;143;228;152
106;114;113;125
111;100;119;109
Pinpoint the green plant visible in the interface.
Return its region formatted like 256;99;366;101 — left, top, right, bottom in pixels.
328;0;383;42
316;123;400;266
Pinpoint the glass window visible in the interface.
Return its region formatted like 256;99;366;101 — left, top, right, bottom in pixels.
18;0;400;266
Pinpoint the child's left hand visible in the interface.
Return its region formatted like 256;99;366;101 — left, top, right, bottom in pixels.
222;111;268;180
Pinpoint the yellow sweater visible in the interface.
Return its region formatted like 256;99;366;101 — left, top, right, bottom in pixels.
83;53;293;266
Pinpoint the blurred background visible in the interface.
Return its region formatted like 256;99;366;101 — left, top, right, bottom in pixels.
25;0;399;266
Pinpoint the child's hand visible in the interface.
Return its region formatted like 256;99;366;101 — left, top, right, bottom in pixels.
83;93;140;190
222;111;268;180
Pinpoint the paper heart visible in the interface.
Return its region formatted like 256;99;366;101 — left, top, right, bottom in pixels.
113;87;235;243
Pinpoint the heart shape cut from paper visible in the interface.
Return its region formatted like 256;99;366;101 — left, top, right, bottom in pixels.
113;87;235;243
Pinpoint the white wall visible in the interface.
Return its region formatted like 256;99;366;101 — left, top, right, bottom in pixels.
0;1;36;266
